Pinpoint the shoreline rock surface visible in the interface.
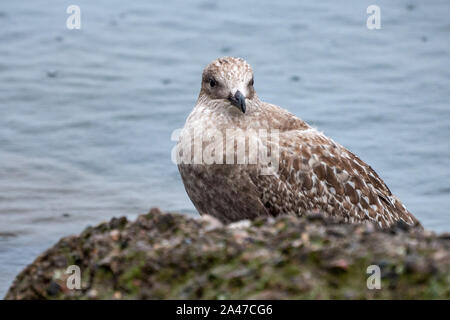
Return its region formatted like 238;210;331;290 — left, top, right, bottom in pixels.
5;208;450;299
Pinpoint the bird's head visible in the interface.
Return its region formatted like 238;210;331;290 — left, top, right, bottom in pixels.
199;57;256;114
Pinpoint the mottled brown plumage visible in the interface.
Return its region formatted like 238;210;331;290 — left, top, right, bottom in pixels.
177;57;421;228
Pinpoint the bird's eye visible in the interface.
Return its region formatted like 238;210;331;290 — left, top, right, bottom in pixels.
249;78;254;86
209;79;217;88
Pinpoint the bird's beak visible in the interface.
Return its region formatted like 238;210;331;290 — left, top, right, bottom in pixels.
228;90;246;113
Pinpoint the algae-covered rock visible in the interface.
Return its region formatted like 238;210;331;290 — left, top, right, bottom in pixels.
5;208;450;299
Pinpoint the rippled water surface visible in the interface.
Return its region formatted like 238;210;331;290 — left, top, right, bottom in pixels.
0;0;449;296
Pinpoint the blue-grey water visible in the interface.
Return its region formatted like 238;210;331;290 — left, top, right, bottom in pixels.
0;0;449;297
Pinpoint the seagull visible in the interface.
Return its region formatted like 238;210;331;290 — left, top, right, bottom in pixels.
177;57;421;228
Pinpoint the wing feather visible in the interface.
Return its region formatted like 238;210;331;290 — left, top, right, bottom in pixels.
250;128;421;228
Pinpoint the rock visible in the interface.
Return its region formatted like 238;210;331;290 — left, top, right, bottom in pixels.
228;220;251;229
109;230;120;241
201;215;223;232
5;208;450;299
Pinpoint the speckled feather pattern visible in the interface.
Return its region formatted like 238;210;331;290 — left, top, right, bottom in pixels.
178;57;421;228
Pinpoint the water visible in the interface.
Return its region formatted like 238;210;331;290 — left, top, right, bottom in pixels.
0;0;449;297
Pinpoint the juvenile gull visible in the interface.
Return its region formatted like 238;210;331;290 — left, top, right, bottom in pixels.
177;57;421;228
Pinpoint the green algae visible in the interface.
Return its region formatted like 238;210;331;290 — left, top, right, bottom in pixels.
5;208;450;300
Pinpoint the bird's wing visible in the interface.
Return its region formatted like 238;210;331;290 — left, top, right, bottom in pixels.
250;128;421;228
